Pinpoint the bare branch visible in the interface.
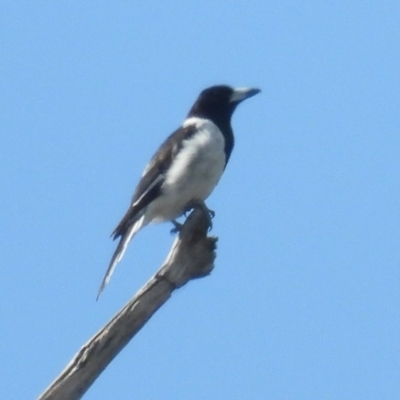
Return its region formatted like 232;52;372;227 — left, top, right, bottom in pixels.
38;208;217;400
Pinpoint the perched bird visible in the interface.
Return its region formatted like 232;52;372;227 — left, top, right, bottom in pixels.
97;85;260;298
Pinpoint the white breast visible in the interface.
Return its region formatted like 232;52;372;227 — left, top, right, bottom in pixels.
149;117;226;222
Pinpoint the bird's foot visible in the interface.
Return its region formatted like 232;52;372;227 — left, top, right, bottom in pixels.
185;201;215;231
170;220;183;234
207;208;216;219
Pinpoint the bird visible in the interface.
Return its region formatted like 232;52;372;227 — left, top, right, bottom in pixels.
97;85;260;299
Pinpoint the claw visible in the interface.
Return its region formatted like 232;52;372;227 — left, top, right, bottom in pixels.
180;201;215;231
192;201;215;231
170;220;183;234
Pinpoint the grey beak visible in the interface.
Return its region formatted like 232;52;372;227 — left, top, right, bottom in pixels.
230;87;261;103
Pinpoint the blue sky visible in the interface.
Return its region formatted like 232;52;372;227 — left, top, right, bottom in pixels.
1;2;400;399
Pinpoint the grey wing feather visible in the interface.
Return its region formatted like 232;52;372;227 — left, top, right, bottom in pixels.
111;124;196;240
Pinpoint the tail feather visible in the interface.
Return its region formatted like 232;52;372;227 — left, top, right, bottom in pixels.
97;214;146;300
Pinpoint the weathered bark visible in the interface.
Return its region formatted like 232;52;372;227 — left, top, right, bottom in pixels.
38;208;217;400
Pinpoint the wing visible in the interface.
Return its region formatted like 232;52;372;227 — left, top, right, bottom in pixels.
111;124;196;239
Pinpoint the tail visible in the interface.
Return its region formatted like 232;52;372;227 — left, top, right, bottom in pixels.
96;214;146;300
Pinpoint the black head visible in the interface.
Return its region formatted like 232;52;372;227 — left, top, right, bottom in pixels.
187;85;261;127
186;84;260;164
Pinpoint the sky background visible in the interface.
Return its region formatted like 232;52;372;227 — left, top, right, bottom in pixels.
1;1;400;399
